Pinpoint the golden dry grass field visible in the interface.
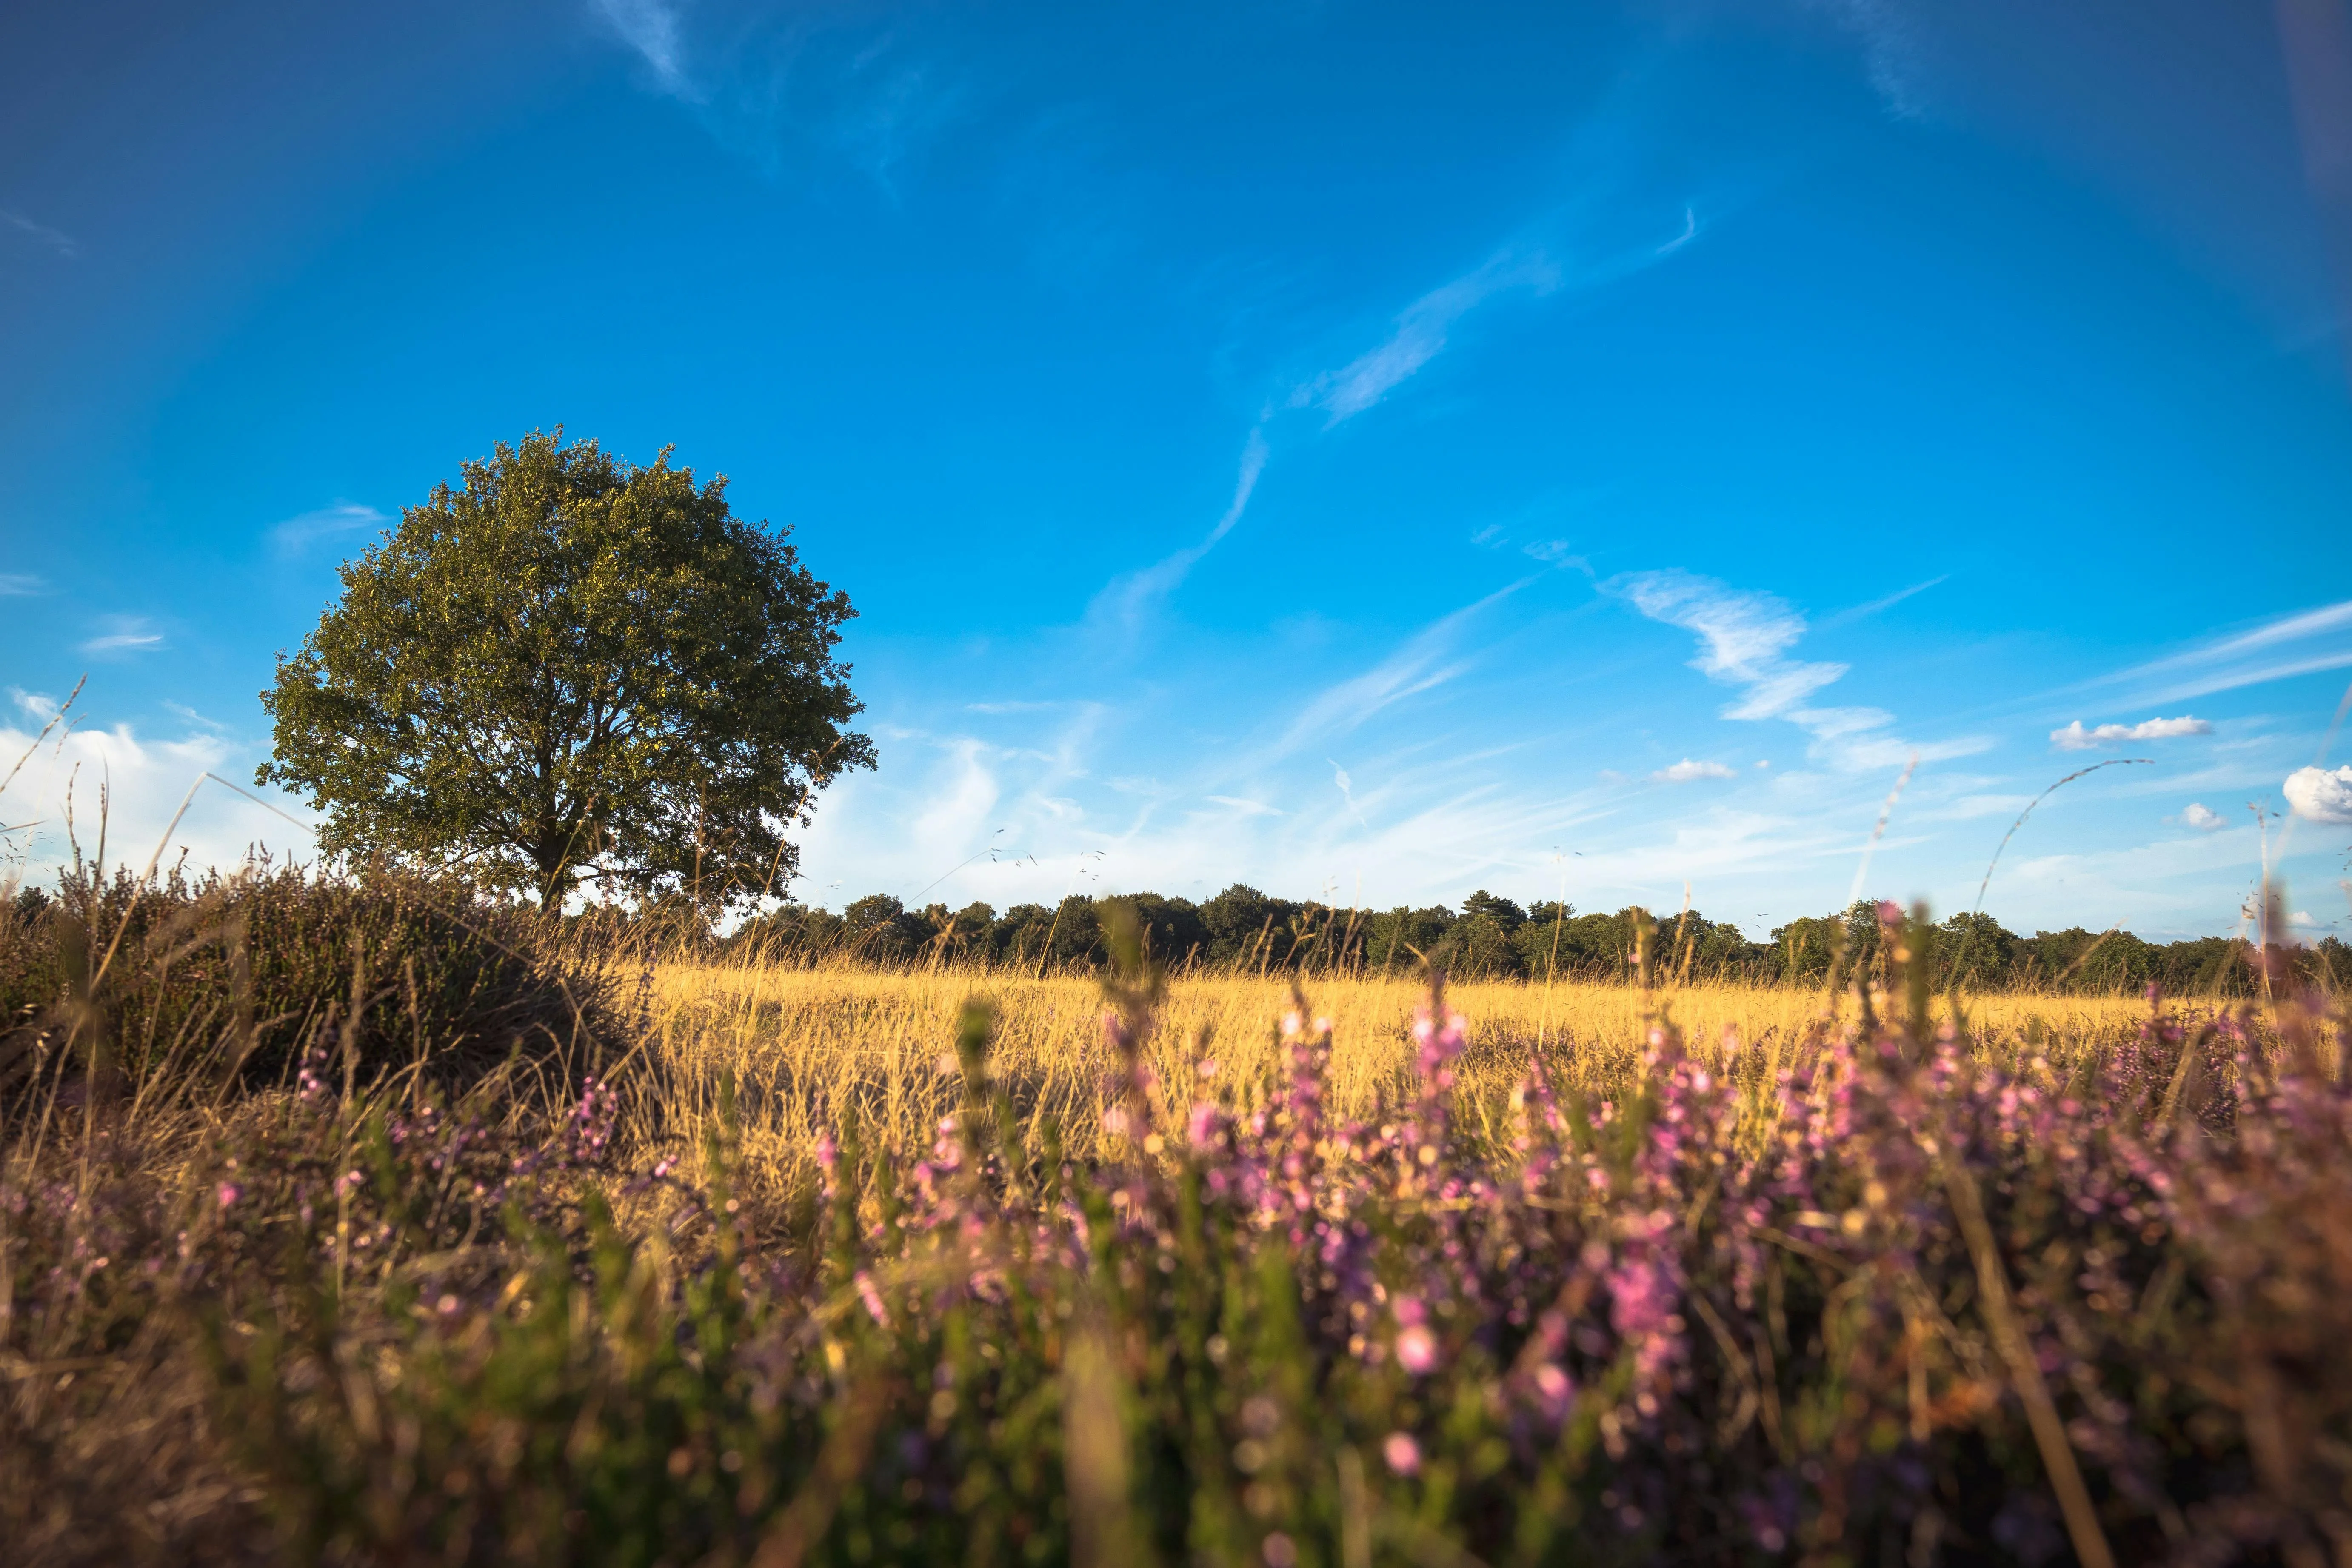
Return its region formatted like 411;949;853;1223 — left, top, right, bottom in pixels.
637;960;2175;1188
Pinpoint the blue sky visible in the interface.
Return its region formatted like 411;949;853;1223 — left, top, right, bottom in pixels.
4;0;2352;939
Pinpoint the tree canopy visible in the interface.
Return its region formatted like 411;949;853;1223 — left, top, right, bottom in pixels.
723;882;2347;995
259;431;871;910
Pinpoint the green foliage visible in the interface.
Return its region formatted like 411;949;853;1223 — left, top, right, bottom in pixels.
258;430;872;911
1366;905;1456;973
1436;911;1520;980
1458;890;1526;934
1199;884;1297;968
1116;893;1211;968
719;878;2335;994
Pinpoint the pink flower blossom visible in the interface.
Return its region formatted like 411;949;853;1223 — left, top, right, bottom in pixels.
1531;1363;1573;1422
855;1270;891;1328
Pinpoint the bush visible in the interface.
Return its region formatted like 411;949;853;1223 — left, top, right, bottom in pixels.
6;902;2352;1565
0;861;626;1108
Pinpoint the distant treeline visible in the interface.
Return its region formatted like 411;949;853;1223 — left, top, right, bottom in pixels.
704;885;2345;995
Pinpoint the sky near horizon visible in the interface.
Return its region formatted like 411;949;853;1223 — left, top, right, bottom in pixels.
4;0;2352;940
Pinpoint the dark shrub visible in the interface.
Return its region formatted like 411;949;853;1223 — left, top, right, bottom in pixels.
0;861;624;1106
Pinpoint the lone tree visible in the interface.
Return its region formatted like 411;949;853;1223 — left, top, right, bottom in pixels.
260;431;872;911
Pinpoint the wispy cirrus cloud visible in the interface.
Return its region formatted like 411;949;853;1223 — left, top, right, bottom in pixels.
1085;431;1268;632
1267;579;1532;764
1816;574;1947;630
1808;0;1933;119
0;573;46;596
78;617;165;657
1091;245;1568;636
1329;760;1371;828
582;0;968;193
2101;599;2352;703
1287;199;1705;432
1612;570;1845;719
1289;251;1562;426
2051;715;2210;750
1608;568;1987;769
1;208;79;259
271;501;389;555
588;0;692;97
1081;153;1706;635
1091;190;1710;637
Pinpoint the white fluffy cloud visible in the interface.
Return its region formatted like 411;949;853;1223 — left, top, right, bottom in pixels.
0;707;312;883
2051;715;2211;750
2178;802;2225;831
2283;764;2352;825
1649;758;1736;783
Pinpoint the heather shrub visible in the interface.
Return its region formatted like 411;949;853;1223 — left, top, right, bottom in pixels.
0;861;628;1107
1;1050;626;1564
4;900;2348;1566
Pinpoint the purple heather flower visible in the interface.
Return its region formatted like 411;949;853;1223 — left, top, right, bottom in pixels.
855;1270;891;1327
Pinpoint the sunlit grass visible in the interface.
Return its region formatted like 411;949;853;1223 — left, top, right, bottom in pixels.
640;958;2169;1188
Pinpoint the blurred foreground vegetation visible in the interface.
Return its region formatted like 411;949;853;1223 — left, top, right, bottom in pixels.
4;868;2350;1567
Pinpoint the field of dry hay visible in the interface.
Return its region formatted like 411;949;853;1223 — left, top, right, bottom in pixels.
638;960;2166;1185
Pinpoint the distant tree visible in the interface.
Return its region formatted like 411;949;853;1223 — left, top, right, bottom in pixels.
730;902;845;963
258;431;871;912
1771;915;1844;983
1113;894;1210;969
1938;912;2017;988
1512;908;1576;981
1305;905;1375;971
1367;906;1456;975
990;903;1056;968
1437;912;1522;980
1202;885;1301;969
2015;927;2156;992
1460;891;1527;934
1559;910;1648;979
940;902;997;962
842;894;934;962
2308;935;2351;991
1657;910;1772;981
1041;896;1106;970
1841;900;1885;974
737;875;2332;995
